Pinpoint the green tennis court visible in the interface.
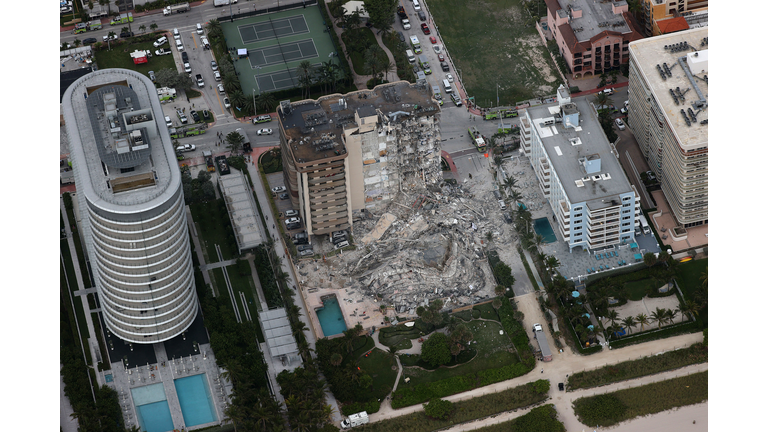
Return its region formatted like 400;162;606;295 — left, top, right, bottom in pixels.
221;5;338;96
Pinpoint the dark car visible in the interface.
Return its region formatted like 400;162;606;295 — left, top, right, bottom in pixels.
190;110;200;122
441;62;449;72
83;37;97;44
120;31;134;38
279;193;289;200
397;5;406;18
397;31;405;42
286;223;301;230
558;383;564;391
418;11;426;21
412;64;420;74
421;23;430;35
503;213;513;224
181;51;189;62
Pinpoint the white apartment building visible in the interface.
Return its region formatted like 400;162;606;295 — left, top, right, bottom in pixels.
628;27;708;228
520;86;641;252
62;69;198;344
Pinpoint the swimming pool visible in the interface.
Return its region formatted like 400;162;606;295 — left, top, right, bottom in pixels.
174;374;218;427
315;295;347;337
131;383;174;432
533;218;557;243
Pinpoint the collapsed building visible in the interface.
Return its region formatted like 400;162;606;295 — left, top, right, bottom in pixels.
277;81;442;236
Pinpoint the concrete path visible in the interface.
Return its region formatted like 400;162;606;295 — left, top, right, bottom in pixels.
373;30;398;82
202;258;238;271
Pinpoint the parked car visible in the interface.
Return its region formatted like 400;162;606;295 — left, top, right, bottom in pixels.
287;222;301;230
446;73;454;83
211;60;218;71
217;83;225;93
299;248;314;257
173;28;180;39
272;186;287;193
202;110;211;121
176;144;196;152
332;234;348;245
645;170;656;182
253;115;272;124
285;210;299;217
285;217;301;224
437;53;444;62
214;71;221;81
503;213;513;224
598;88;614;95
184;62;191;73
450;93;462;106
430;36;437;44
440;62;449;72
103;34;118;42
257;128;272;135
297;244;313;252
154;48;171;56
421;23;430;35
397;5;406;18
558;383;564;391
433;45;441;54
334;240;349;250
279;193;289;200
190;110;200;122
176;108;187;124
223;97;231;108
83;37;97;44
182;51;189;62
148;70;156;81
397;31;405;42
120;31;133;38
164;115;172;127
620;106;628;114
418;11;426;21
615;118;625;130
153;36;168;47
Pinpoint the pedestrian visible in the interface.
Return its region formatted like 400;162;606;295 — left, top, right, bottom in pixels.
541;369;543;373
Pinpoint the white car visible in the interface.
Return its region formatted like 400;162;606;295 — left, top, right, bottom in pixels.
285;217;301;225
175;39;184;51
102;34;118;42
284;209;299;217
211;60;218;71
217;83;225;94
445;73;454;83
184;63;191;73
165;116;172;127
214;71;221;81
257;128;272;135
176;144;196;152
154;48;171;56
271;186;287;193
433;45;441;53
223;97;231;108
598;88;614;95
173;28;180;39
615;118;625;130
153;36;168;47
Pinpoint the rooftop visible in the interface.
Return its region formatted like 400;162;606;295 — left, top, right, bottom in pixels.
278;81;439;164
558;0;631;42
62;68;180;213
218;170;264;251
527;97;634;209
629;27;708;150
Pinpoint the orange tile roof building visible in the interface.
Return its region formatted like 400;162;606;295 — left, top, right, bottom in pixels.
545;0;644;79
641;0;708;37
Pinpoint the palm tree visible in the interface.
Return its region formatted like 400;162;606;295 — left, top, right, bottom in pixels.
666;307;679;324
503;176;518;191
650;307;667;329
606;309;620;328
493;155;504;168
106;31;117;49
621;316;636;334
139;24;146;33
73;38;82;47
545;255;560;271
329;353;343;366
643;252;658;267
121;26;129;35
230;90;246;109
700;266;708;290
636;313;650;332
150;22;158;32
485;231;494;244
593;92;612;109
508;189;523;206
255;92;276;113
381;59;395;82
296;60;314;99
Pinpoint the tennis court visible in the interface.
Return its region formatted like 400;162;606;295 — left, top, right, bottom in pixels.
237;16;310;44
248;39;319;68
220;4;338;96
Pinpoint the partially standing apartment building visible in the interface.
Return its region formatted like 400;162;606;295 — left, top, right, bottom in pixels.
520;86;641;252
62;69;198;344
545;0;644;79
277;82;442;236
627;27;708;228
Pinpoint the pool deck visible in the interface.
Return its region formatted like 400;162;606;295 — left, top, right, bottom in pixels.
104;341;232;432
304;286;388;339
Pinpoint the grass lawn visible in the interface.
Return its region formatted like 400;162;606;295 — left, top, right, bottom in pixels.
94;36;177;82
210;268;249;321
61;255;92;365
61;240;90;341
189;200;237;263
225;263;261;316
428;0;560;105
624;279;656;301
473;302;500;320
399;320;516;386
675;258;707;326
573;371;707;427
340;27;378;75
357;348;399;400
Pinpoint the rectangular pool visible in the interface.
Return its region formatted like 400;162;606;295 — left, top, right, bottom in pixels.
315;295;347;337
533;218;557;243
174;374;217;427
131;383;174;432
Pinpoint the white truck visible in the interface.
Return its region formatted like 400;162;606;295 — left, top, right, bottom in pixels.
533;323;552;362
163;2;190;15
340;411;369;429
157;87;177;102
214;0;231;6
196;74;205;88
401;17;411;30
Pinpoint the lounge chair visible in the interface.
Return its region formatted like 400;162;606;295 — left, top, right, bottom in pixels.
591;267;596;273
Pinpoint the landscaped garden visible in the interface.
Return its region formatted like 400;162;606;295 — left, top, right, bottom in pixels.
573;371;708;427
92;31;176;82
189;198;239;262
468;404;566;432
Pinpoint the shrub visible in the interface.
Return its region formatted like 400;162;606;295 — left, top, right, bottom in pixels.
421;333;451;368
63;192;73;210
424;398;454;420
493;262;516;288
574;394;627;426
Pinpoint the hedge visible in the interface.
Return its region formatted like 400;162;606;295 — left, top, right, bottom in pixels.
609;322;700;349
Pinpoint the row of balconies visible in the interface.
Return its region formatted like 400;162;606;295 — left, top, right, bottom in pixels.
103;299;197;343
92;231;187;266
101;284;194;321
96;253;191;291
98;262;193;301
87;195;185;234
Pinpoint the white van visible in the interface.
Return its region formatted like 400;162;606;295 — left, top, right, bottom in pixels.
175;38;184;51
405;49;415;63
412;0;421;11
442;79;452;93
196;23;203;34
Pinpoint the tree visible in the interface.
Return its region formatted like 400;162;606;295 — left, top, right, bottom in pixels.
503;176;518;192
605;309;620;328
666;307;679;324
381;59;395;82
154;68;178;89
296;60;314;99
230;90;246;110
120;26;129;35
73;38;82;47
492;298;502;311
493;262;515;288
106;31;117;49
150;23;158;32
139;24;146;33
424;398;454;420
700;266;708;290
364;0;398;32
494;285;506;298
643;252;658;267
650;307;667;329
254;92;276;113
485;231;494;244
226;131;246;153
449;323;473;348
421;332;451;368
417;299;444;326
177;73;194;92
545;255;560;271
620;316;636;334
636;313;650;332
358;374;373;390
345;9;362;30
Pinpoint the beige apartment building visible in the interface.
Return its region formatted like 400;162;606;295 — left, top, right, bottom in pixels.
277;81;442;236
628;27;708;228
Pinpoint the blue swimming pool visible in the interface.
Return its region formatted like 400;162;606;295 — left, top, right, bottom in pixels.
316;296;347;337
533;218;557;243
131;383;173;432
174;374;217;427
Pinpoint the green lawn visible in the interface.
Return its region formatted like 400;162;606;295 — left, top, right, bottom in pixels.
209;266;265;342
189;200;238;263
675;258;708;327
340;27;378;75
428;0;560;105
93;35;177;82
357;348;399;400
399;320;517;386
225;263;261;315
624;279;656;301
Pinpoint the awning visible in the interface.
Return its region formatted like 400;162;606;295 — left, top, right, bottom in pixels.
634;253;643;260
